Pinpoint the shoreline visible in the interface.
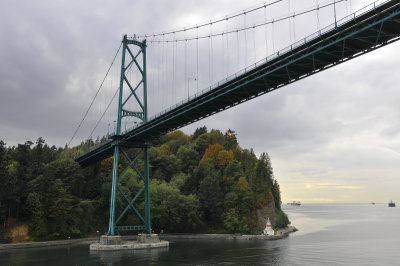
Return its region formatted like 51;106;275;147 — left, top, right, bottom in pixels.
160;226;298;241
0;226;297;250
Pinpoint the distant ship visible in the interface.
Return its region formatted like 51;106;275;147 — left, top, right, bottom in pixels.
371;202;375;205
288;201;301;206
388;200;396;207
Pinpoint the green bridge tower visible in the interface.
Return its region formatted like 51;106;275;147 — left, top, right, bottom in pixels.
107;35;151;235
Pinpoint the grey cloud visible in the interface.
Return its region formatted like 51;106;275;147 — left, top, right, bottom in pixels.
1;0;399;203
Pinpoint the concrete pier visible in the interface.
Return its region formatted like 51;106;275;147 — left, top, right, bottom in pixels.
99;235;122;245
89;234;169;251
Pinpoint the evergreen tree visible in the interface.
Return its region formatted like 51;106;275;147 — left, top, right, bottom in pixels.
193;126;207;140
0;129;290;242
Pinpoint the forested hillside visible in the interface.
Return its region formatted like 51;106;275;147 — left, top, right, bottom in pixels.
0;127;289;243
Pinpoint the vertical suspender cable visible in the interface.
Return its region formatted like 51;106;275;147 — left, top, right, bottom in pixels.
222;34;225;80
272;19;275;53
196;26;199;92
159;39;162;109
177;39;179;107
160;39;163;111
172;36;175;107
209;23;212;85
210;22;213;84
161;37;164;109
264;5;268;57
157;42;160;109
170;40;172;107
163;35;167;107
253;25;256;62
174;39;177;107
185;35;187;101
153;40;157;114
288;0;292;44
208;35;211;85
244;12;247;66
226;18;229;77
316;1;320;32
163;35;167;108
164;36;167;108
150;40;154;114
171;41;173;108
293;12;296;42
162;37;166;107
236;29;239;70
165;36;169;108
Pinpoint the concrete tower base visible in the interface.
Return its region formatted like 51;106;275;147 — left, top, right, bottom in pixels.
90;234;168;251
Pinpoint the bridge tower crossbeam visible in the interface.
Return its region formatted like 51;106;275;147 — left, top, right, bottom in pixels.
107;35;151;236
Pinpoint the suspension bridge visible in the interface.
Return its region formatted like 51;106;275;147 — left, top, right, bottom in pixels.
70;0;400;236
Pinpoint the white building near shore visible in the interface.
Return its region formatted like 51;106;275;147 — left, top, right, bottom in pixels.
263;218;274;235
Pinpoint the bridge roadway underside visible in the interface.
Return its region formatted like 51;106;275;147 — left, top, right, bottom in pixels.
76;0;400;167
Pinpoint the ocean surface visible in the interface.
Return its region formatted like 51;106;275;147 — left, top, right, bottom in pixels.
1;203;399;265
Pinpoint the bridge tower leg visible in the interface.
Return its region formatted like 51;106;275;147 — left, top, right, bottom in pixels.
107;35;151;236
144;147;151;234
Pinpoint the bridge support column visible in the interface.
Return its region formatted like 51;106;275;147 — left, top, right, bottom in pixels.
107;144;119;236
144;146;151;234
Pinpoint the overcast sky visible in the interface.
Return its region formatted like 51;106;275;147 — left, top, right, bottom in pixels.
1;0;399;204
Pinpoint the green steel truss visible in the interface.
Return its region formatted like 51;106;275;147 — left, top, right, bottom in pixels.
107;35;151;235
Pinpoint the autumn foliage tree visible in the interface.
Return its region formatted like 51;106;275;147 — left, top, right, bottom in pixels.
0;127;289;242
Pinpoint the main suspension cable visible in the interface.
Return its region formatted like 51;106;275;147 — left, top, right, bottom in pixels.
136;0;283;38
68;42;122;147
147;0;345;43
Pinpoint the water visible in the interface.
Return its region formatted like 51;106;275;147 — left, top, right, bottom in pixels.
1;203;399;265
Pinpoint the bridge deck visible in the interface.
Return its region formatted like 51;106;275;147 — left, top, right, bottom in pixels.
76;0;400;167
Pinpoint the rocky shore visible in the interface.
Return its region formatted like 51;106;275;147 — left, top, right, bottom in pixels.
160;226;298;241
0;226;297;250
